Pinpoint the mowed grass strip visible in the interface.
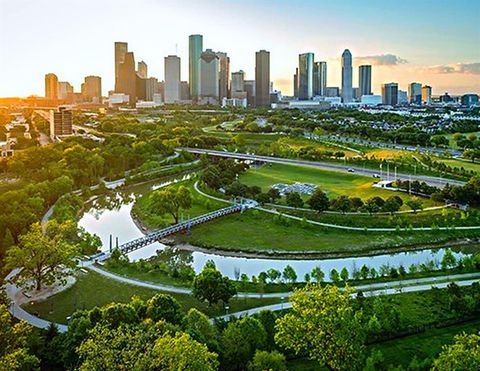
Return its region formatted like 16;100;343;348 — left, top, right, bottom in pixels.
240;163;437;208
24;270;281;324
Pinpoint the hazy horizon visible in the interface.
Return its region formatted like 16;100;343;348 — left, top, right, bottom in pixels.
1;0;479;97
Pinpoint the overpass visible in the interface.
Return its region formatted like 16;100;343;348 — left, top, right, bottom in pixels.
179;147;465;188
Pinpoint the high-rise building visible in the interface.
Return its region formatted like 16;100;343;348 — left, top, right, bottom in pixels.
180;81;190;101
293;68;298;98
58;81;73;100
216;52;230;100
164;55;181;103
398;90;408;105
45;73;59;100
255;50;270;107
382;83;398;106
461;94;479;106
114;42;128;91
313;61;327;96
200;49;219;103
358;65;372;97
137;61;148;79
298;53;314;100
136;75;147;101
49;107;72;140
341;49;353;103
189;34;203;101
82;76;102;103
421;85;432;105
325;87;340;97
231;71;246;99
244;80;255;107
145;77;158;101
408;82;422;104
117;51;137;106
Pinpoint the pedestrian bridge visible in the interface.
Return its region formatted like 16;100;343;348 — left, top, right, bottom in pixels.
94;201;256;260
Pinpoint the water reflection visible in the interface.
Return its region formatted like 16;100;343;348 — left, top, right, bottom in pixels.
78;176;473;280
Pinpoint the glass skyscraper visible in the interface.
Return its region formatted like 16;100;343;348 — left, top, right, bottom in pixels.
189;34;203;101
298;53;314;100
341;49;353;103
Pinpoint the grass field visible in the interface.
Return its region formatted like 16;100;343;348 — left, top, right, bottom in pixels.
444;131;480;148
24;270;281;324
133;179;226;229
240;163;438;208
434;157;480;174
177;209;479;254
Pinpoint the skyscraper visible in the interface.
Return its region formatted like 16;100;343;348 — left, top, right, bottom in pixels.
421;85;432;105
313;61;327;96
231;70;246;99
244;80;255;107
49;107;72;140
408;82;422;104
358;65;372;97
137;61;148;79
382;83;398;106
45;73;58;100
82;76;102;103
114;42;128;91
298;53;314;100
255;50;270;107
58;81;73;100
145;77;157;101
341;49;353;103
117;51;137;106
216;52;230;100
293;68;298;98
164;55;181;103
200;49;219;103
189;34;203;101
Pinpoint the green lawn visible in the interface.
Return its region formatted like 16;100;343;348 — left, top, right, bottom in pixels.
240;163;438;208
178;209;479;255
435;157;480;174
133;179;226;229
24;270;281;324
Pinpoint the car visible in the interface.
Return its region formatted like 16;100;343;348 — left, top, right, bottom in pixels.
347;168;355;173
373;174;381;178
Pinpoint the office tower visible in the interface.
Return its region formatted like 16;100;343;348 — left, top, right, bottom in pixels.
421;85;432;105
216;52;230;99
137;61;148;78
398;90;408;105
325;87;340;97
189;34;203;101
353;88;360;100
45;73;58;100
49;107;72;140
136;75;147;101
231;71;247;99
293;68;298;98
199;49;219;103
341;49;353;103
461;94;479;106
358;65;372;97
180;81;190;101
255;50;270;107
408;82;422;104
298;53;314;100
145;77;157;101
114;42;128;91
382;83;398;106
164;55;181;103
313;61;327;96
244;80;255;106
82;76;102;103
58;81;73;100
117;51;137;106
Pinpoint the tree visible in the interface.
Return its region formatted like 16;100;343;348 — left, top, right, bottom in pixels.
255;193;270;205
330;196;352;213
221;316;267;370
311;266;325;283
441;248;457;270
193;266;236;306
267;188;281;203
286;192;304;208
248;350;287;371
406;198;423;213
282;265;297;284
0;305;39;370
275;285;366;370
183;308;218;350
382;196;401;214
330;269;340;284
432;333;480;371
266;268;281;283
146;294;183;325
5;221;78;290
149;185;192;224
340;267;349;282
307;189;329;213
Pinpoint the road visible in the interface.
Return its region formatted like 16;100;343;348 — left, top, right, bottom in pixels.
179;148;465;188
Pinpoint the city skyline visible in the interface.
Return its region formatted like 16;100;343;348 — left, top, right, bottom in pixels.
1;0;479;97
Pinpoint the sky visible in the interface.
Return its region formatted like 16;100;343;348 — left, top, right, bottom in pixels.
1;0;479;97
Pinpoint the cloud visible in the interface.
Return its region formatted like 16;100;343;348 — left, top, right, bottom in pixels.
427;62;480;75
355;54;408;66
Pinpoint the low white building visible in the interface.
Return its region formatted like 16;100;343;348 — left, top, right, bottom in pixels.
360;95;382;106
222;97;247;108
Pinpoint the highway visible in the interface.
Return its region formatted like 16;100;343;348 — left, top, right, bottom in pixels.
180;148;465;188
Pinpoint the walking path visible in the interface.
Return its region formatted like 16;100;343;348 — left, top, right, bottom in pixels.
194;181;480;232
